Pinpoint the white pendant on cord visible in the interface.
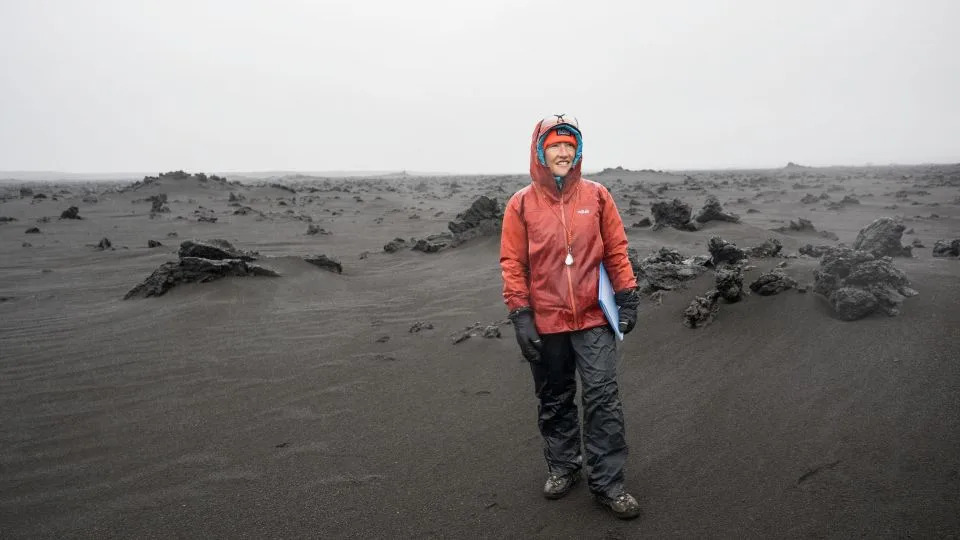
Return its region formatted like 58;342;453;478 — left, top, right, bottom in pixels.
564;252;574;266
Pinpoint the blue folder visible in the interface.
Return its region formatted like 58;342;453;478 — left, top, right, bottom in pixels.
599;264;624;341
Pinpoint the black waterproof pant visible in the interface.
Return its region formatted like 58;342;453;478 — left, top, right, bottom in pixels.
529;325;628;497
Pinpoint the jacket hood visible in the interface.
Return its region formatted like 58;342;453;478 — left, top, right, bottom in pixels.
529;121;583;198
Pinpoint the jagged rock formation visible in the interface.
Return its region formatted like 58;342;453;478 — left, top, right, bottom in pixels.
149;194;170;215
386;196;503;255
125;257;277;298
773;217;839;240
852;217;911;257
749;269;797;295
122;170;235;192
383;237;408;253
812;247;918;320
932;239;960;258
304;254;342;274
693;195;740;224
747;238;783;258
799;244;834;258
683;290;720;328
715;266;744;302
629;247;709;294
60;206;81;220
651;199;697;231
179;239;257;261
708;236;747;266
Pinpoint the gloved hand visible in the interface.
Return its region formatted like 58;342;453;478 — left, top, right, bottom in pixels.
614;289;640;335
508;307;542;362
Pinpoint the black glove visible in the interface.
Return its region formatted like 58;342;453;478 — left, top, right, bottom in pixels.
508;307;542;363
614;289;640;335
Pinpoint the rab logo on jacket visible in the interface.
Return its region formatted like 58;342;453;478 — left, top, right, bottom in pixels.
576;209;590;215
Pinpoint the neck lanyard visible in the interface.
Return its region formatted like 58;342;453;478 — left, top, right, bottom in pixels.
532;181;581;265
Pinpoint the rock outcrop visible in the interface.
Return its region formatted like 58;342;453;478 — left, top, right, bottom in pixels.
125;240;276;299
683;290;720;328
812;247;918;320
749;269;797;295
693;195;740;224
179;239;257;261
852;217;911;257
304;254;342;274
746;238;783;258
651;199;697;231
630;247;709;294
715;266;744;302
708;236;747;266
932;239;960;258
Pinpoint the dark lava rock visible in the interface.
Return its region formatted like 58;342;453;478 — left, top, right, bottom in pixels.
651;199;697;231
801;193;819;204
0;216;16;223
20;187;34;198
812;247;918;319
96;237;112;250
148;240;163;248
447;196;501;236
60;206;81;220
829;287;879;321
304;254;342;274
454;321;506;344
178;239;257;261
749;268;797;295
25;227;40;234
693;195;740;224
932;239;960;258
683;290;720;329
124;257;278;299
715;266;744;302
747;238;783;258
149;194;170;214
708;236;746;266
799;244;834;258
33;193;47;199
306;224;331;235
384;237;407;253
853;217;911;257
630;247;709;294
412;234;452;253
409;321;434;333
632;217;652;228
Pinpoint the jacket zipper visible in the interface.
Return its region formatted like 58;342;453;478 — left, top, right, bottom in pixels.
559;193;580;328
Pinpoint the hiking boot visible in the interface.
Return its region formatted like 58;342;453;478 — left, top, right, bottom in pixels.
595;488;641;520
542;470;580;500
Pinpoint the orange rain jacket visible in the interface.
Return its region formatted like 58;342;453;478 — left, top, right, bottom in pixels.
500;122;638;335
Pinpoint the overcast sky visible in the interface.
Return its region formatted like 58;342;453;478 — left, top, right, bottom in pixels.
1;0;958;174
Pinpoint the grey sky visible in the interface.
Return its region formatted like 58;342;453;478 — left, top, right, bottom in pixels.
2;0;958;174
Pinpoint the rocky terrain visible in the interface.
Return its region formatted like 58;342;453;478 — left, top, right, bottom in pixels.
1;163;959;538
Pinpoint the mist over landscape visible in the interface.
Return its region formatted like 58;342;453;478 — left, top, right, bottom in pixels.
1;1;959;538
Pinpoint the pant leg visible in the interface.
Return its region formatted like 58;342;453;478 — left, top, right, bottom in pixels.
528;332;583;474
571;325;628;495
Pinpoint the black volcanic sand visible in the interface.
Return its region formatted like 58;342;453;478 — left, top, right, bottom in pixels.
1;165;959;538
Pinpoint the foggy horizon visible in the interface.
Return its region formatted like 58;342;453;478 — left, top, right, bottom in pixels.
2;1;958;174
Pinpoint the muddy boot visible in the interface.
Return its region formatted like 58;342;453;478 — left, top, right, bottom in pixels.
595;486;641;520
543;470;580;500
